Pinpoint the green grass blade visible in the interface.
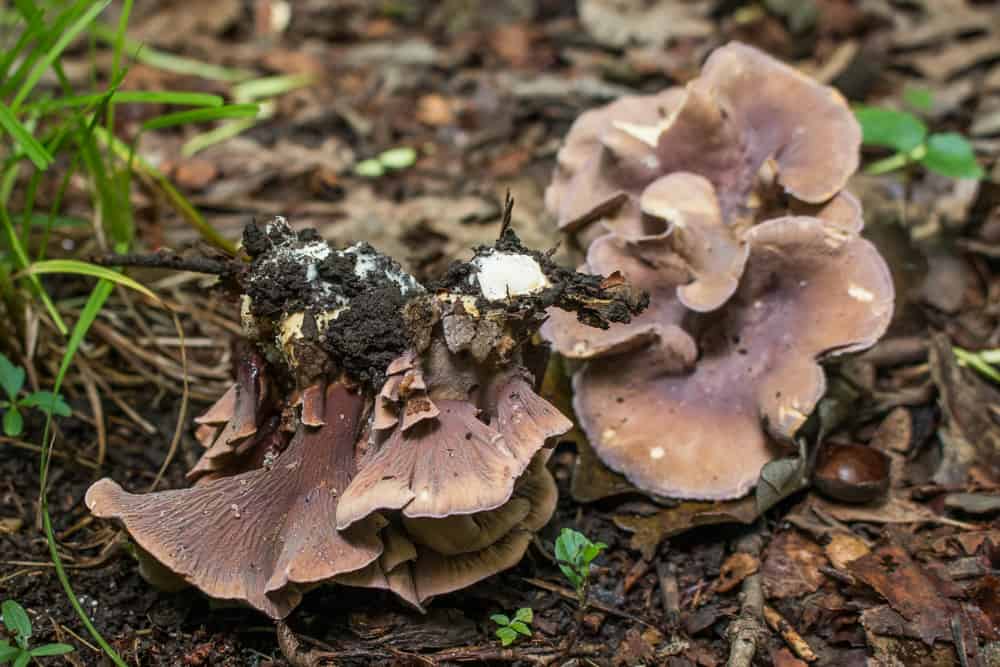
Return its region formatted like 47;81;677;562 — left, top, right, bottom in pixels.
38;279;127;667
0;204;67;335
31;90;224;113
181;116;257;156
0;102;54;169
91;22;255;82
94;127;236;254
232;73;313;102
20;259;162;304
10;0;112;111
142;103;259;130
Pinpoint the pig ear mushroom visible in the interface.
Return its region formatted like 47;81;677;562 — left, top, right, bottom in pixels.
336;374;570;530
408;455;557;602
85;383;384;619
568;217;892;499
694;42;860;204
546;89;686;234
639;173;748;312
541;233;698;364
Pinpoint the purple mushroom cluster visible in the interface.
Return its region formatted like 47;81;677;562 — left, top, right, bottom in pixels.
542;42;895;500
87;218;642;618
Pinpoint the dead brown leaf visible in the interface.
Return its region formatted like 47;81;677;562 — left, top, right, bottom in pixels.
760;530;828;599
712;552;760;594
824;532;871;570
929;333;1000;485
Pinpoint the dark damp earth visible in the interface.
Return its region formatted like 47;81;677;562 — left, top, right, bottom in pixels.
3;1;1000;666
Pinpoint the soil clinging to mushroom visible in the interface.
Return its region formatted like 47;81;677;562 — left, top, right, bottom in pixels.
86;215;645;619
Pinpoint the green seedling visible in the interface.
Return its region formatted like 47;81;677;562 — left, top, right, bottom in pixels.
0;352;70;437
1;600;74;666
353;146;418;178
554;528;607;608
854;105;983;180
490;607;533;647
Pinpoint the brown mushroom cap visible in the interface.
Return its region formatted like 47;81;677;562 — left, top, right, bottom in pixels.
401;451;556;556
565;217;892;499
639;173;748;312
546;89;685;234
338;452;557;606
86;383;384;619
694;42;860;204
545;41;860;249
336;373;570;529
540;232;697;362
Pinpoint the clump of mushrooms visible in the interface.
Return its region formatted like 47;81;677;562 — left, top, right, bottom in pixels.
86;215;644;618
542;41;895;501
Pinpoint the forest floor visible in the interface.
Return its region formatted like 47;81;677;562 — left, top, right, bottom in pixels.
2;1;1000;665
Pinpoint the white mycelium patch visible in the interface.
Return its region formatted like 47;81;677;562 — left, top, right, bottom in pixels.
472;251;551;301
344;243;422;296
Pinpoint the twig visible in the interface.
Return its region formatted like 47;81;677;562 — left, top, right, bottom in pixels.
89;251;238;277
763;604;817;662
725;531;765;667
523;577;658;629
655;561;680;626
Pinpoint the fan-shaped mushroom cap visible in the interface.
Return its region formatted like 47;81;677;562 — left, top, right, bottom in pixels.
338;452;557;606
566;217;892;499
192;347;270;476
545;41;860;249
336;373;570;529
546;89;686;234
86;383;384;619
401;452;556;556
540;233;697;362
693;42;860;204
638;173;748;311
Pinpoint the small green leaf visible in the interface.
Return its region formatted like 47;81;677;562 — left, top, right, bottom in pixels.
581;542;607;565
354;158;385;178
0;642;21;661
378;146;417;170
558;563;581;588
3;408;23;437
854;106;928;152
920;132;984;179
21;391;71;417
490;614;510;626
514;607;533;624
29;643;74;657
2;600;31;647
509;621;532;637
0;353;25;400
13;650;30;667
496;627;517;646
903;86;934;112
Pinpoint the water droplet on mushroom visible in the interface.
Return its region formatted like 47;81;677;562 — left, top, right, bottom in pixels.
230;503;241;519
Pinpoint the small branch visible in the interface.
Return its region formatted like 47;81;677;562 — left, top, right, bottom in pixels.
89;251;239;277
725;532;765;667
655;561;680;626
763;604;818;662
523;577;657;630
